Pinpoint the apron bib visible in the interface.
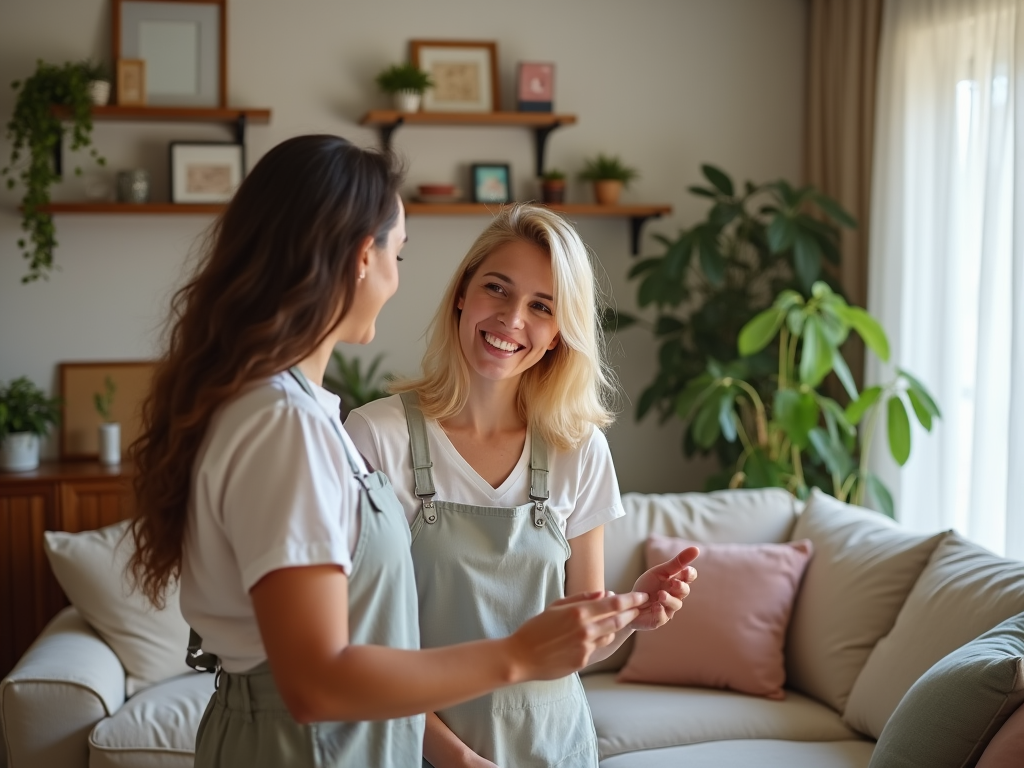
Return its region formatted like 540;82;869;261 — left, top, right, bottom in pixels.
191;368;425;768
401;392;599;768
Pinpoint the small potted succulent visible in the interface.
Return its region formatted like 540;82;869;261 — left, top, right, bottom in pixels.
0;377;61;472
540;169;566;204
375;62;434;113
578;153;639;205
79;58;111;106
93;375;119;465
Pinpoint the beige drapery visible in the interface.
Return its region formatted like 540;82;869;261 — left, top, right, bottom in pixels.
804;0;883;385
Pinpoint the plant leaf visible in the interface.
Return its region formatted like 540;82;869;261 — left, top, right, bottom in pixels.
831;348;858;400
774;389;819;449
738;307;785;356
813;191;858;228
675;374;717;421
887;396;912;466
793;230;822;292
846;307;891;362
692;396;723;448
655;315;685;336
718;389;738;442
799;316;834;387
687;185;718;198
701;165;734;196
698;230;726;286
906;388;933;431
767;215;796;254
867;474;895;517
809;426;855;477
898;368;942;417
845;385;882;425
743;448;784;488
627;257;661;278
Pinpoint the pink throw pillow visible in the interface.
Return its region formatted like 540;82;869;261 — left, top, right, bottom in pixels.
976;700;1024;768
617;534;813;700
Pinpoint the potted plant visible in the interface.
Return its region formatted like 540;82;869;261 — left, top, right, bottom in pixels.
2;59;106;283
79;58;111;106
375;62;434;113
578;153;639;205
323;350;392;416
540;169;566;204
93;375;119;465
0;377;61;472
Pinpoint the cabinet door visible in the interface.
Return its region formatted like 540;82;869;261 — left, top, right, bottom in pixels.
0;483;58;676
59;477;135;532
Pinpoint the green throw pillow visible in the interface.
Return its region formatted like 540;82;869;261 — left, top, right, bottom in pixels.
869;612;1024;768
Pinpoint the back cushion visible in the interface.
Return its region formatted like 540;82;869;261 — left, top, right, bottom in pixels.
786;490;947;713
845;533;1024;739
590;488;799;674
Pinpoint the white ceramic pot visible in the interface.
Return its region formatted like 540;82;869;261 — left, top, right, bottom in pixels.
1;432;40;472
394;90;422;113
98;422;121;466
88;80;111;106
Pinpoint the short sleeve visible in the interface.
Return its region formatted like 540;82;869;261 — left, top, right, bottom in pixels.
218;402;358;591
344;410;383;474
564;429;625;540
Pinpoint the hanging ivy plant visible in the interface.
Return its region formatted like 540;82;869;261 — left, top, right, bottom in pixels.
2;60;106;283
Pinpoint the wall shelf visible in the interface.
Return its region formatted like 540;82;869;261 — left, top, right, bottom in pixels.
360;110;577;177
37;203;225;214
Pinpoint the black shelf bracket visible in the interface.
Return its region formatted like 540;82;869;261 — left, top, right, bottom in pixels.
629;213;664;256
377;118;406;150
234;113;249;145
533;121;564;178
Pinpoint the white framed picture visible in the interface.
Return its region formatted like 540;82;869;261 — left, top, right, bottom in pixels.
411;40;499;113
169;142;244;204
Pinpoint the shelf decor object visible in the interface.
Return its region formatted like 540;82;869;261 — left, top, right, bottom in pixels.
517;62;554;112
169;141;244;203
115;58;146;105
411;40;499;113
113;0;226;108
470;164;512;204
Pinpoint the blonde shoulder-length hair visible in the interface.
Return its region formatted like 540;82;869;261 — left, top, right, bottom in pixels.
392;203;616;451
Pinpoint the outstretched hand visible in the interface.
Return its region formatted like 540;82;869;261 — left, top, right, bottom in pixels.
629;546;698;631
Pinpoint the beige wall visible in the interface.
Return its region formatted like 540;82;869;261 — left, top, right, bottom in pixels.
0;0;806;491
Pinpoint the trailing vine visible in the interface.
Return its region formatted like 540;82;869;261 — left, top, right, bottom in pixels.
2;60;106;283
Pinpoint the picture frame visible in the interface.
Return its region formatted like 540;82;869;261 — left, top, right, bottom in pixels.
411;40;499;113
59;361;156;461
169;142;245;203
116;59;147;105
471;164;512;204
517;62;554;112
113;0;226;107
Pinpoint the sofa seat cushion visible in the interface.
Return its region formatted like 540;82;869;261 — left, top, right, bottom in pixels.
598;739;874;768
88;672;214;768
583;673;860;760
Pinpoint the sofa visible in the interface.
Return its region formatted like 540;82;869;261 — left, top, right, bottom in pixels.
3;487;1024;768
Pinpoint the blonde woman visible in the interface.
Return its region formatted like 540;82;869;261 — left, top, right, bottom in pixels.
346;204;698;768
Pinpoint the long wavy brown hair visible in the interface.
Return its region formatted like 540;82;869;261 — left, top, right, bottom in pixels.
128;135;403;608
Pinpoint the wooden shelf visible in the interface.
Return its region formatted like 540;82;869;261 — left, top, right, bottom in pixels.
404;201;672;254
53;105;272;124
360;110;577;177
39;202;225;214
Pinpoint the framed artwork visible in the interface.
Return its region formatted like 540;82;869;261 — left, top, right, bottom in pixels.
517;62;554;112
113;0;226;107
59;361;156;460
170;142;244;203
411;40;499;113
116;59;147;105
471;164;512;204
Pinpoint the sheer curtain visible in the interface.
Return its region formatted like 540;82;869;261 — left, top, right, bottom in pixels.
868;0;1024;557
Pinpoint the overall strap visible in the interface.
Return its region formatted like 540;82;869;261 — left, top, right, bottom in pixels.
399;391;438;523
529;429;551;528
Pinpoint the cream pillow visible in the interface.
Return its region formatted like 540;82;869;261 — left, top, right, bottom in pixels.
845;533;1024;739
43;520;192;695
785;489;947;713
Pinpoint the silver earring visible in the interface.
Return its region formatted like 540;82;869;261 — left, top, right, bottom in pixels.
359;271;366;280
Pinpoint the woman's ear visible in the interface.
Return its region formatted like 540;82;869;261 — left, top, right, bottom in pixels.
457;295;465;310
357;235;374;280
547;333;561;351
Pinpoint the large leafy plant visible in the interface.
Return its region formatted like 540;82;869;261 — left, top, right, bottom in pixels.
677;282;939;515
323;351;392;416
2;60;105;283
0;376;62;438
614;165;856;468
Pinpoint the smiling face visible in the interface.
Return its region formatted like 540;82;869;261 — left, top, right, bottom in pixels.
456;238;561;385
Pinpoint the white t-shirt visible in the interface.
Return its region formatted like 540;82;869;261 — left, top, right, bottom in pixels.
179;371;367;673
345;395;624;540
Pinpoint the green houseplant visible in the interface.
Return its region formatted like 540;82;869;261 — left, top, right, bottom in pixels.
0;376;62;472
78;58;111;106
323;351;392;416
579;153;638;205
674;281;940;516
375;62;434;113
2;59;106;283
613;164;856;470
93;375;120;465
540;168;566;204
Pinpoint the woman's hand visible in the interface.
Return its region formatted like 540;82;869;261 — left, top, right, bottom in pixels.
505;590;647;682
629;546;699;631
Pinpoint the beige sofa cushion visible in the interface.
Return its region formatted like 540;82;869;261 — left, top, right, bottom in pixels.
583;672;859;760
845;533;1024;739
599;739;874;768
785;490;947;713
592;489;800;674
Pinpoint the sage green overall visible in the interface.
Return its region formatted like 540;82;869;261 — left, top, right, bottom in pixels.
401;392;599;768
191;369;425;768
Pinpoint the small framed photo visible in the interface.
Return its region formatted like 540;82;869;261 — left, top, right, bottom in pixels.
169;142;245;203
471;164;512;204
411;40;499;113
517;62;554;112
116;59;146;105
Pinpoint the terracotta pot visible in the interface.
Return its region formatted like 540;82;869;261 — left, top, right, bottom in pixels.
593;179;622;205
541;179;566;204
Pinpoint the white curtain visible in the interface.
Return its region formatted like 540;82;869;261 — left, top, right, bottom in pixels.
869;0;1024;557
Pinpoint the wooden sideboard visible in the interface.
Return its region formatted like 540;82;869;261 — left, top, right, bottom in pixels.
0;461;134;678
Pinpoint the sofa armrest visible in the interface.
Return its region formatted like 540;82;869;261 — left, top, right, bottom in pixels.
1;607;126;768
